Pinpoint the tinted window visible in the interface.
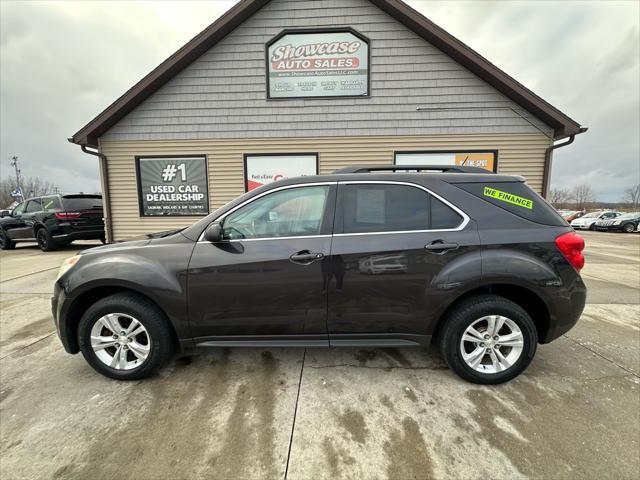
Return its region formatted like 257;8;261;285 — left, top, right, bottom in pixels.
62;196;102;211
25;199;42;213
455;181;565;226
223;186;329;239
431;196;463;229
340;184;430;233
42;196;62;212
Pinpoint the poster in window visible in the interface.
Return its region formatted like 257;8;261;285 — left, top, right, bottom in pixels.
245;154;318;191
137;156;209;216
267;30;369;98
395;152;496;172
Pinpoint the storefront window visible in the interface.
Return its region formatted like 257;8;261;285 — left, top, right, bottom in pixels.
244;154;318;191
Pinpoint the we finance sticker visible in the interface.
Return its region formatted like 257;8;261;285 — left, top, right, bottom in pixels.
483;186;533;209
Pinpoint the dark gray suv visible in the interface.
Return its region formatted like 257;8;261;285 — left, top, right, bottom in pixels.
51;166;586;384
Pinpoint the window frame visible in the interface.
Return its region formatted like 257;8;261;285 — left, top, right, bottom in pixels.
333;181;468;236
394;150;499;173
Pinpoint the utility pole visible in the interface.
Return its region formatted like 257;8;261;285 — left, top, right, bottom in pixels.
10;156;21;192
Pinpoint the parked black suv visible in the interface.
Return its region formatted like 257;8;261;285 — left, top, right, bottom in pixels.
0;194;104;251
52;166;586;384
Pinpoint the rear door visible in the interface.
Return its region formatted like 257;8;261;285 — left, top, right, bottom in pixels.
60;195;104;232
327;181;480;345
187;183;336;342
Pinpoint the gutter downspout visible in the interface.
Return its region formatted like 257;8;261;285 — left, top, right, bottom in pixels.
70;141;113;243
542;127;588;199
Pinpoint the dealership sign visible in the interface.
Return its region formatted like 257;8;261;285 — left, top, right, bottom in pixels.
136;156;209;216
245;154;317;191
395;152;496;172
267;30;369;98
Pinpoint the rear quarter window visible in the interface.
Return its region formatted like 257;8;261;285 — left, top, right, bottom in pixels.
455;182;566;226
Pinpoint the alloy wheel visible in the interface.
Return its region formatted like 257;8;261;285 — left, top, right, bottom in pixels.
90;313;151;370
460;315;524;374
37;230;47;249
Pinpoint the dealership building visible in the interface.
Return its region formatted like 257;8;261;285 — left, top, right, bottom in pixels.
71;0;585;242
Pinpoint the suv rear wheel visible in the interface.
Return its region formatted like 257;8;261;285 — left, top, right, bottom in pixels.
439;294;537;384
78;293;174;380
36;228;57;251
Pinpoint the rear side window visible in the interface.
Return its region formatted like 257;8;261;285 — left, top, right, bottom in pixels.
337;184;463;233
42;196;62;212
62;196;102;211
455;182;565;226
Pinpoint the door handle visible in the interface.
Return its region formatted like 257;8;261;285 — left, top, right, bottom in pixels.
290;251;325;264
424;241;459;254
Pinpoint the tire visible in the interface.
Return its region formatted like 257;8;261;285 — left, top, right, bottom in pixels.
78;292;175;380
589;223;596;231
623;223;635;233
438;294;538;384
36;228;57;251
0;229;15;250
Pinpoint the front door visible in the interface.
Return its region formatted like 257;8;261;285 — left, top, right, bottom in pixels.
187;183;336;343
327;181;480;345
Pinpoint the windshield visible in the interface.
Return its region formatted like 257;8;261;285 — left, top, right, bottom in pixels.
582;212;600;218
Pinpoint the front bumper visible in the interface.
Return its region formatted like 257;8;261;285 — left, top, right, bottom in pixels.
51;281;77;354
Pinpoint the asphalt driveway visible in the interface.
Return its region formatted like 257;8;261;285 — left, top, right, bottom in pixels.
0;232;639;479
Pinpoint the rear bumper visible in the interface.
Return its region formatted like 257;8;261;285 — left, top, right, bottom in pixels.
52;227;104;242
540;275;587;343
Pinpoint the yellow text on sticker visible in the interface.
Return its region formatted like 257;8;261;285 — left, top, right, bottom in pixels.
483;186;533;209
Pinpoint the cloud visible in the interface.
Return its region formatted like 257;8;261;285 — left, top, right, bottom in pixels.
1;0;638;203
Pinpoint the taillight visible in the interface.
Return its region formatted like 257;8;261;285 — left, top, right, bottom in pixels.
55;212;81;220
555;231;585;271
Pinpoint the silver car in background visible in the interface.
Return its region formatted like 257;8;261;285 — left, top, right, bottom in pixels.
571;211;621;230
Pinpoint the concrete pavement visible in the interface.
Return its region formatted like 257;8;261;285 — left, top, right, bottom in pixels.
0;233;638;479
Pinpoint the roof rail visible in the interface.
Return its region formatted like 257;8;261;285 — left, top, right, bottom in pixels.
332;164;492;174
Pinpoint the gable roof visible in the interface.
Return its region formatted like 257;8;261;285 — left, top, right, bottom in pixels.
70;0;582;147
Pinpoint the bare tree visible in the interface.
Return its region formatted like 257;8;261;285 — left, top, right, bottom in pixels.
0;175;54;208
571;183;596;210
622;184;640;210
549;187;572;209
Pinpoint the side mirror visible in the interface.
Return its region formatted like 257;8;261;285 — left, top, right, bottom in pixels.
204;223;223;243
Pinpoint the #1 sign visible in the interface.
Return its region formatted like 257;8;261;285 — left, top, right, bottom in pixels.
137;156;209;216
267;30;369;98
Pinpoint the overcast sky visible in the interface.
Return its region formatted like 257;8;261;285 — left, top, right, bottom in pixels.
1;0;638;202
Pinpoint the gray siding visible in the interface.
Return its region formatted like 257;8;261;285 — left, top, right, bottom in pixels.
102;0;553;141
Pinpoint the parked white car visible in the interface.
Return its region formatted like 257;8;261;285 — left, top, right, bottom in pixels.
571;211;621;230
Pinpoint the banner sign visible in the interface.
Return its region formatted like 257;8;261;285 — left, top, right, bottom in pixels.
395;151;496;172
245;154;317;191
137;156;209;216
267;30;369;98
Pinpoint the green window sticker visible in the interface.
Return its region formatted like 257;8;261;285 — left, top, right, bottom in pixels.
483;186;533;209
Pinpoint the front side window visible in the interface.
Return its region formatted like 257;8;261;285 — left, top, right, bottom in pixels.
223;186;330;240
25;199;42;213
12;202;25;215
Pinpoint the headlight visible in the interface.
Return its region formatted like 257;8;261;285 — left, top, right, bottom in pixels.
613;220;621;225
57;255;81;280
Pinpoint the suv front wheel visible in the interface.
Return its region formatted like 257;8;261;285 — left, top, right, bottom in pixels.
439;294;537;384
78;293;174;380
